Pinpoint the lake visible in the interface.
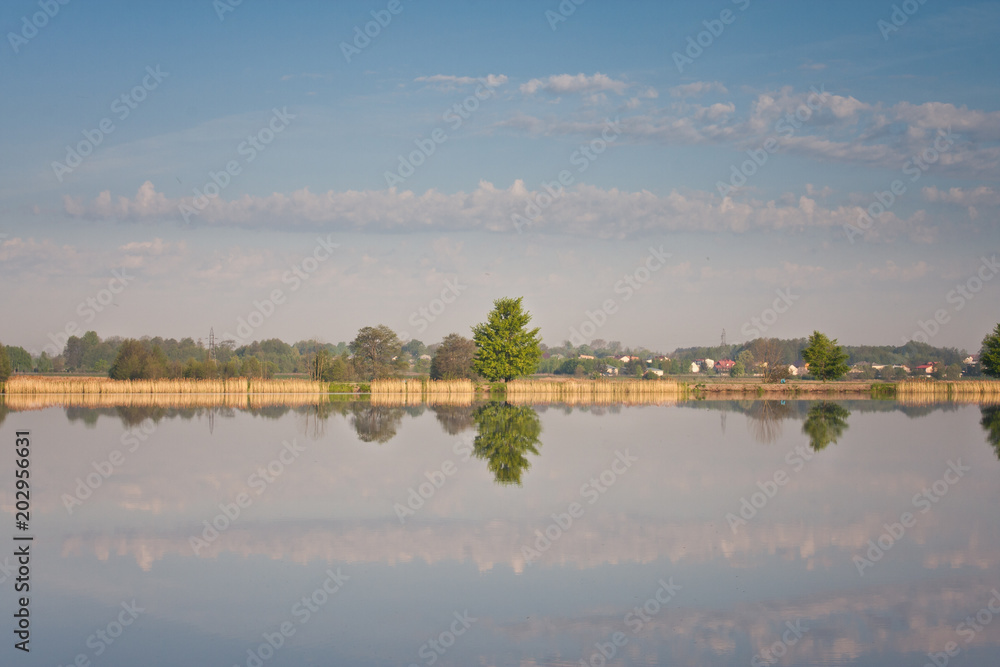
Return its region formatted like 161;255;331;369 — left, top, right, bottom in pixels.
2;398;999;666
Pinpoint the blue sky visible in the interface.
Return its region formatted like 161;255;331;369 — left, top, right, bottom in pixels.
1;0;998;354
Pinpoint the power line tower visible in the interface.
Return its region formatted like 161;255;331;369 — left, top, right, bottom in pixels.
209;327;216;360
721;328;727;348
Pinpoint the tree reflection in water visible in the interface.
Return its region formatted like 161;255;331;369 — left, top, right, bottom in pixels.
350;404;406;444
472;402;542;486
980;405;1000;459
746;400;796;444
802;402;851;451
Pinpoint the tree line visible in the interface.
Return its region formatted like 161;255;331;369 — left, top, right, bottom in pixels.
2;302;999;383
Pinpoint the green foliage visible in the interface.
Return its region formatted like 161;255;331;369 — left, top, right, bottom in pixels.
472;402;542;485
801;331;850;381
980;406;1000;459
401;339;427;359
980;323;1000;378
36;352;53;373
471;297;542;382
0;343;11;382
349;325;402;380
109;339;169;380
430;333;477;380
5;346;32;372
802;402;851;451
730;361;745;377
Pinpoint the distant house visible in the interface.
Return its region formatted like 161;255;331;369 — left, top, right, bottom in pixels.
579;355;595;360
964;355;978;365
916;363;937;374
620;355;633;363
715;359;735;372
420;354;432;361
788;364;800;376
690;361;700;373
646;368;664;377
602;366;619;376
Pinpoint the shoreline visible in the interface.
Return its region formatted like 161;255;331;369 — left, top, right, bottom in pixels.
2;376;999;407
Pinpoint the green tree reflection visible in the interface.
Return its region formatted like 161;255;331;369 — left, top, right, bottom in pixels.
802;402;851;451
350;404;405;444
472;402;542;486
980;405;1000;459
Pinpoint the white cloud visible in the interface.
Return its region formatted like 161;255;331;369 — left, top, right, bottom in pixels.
520;72;629;96
922;186;1000;207
63;180;929;242
414;74;508;89
669;81;728;98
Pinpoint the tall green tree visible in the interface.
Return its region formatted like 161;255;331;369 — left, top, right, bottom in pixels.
5;346;32;373
471;297;542;382
350;325;402;380
431;333;477;380
801;331;850;380
980;323;1000;378
0;343;11;382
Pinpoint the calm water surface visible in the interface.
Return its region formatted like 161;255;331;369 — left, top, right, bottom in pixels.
2;400;999;666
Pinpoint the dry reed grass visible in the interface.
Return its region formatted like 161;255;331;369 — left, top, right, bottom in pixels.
1;392;332;411
3;376;326;395
895;380;1000;405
